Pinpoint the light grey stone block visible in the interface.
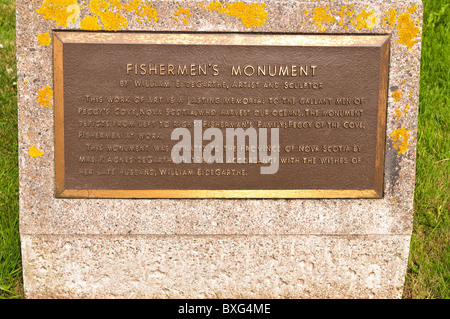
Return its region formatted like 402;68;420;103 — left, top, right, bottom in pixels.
17;0;423;298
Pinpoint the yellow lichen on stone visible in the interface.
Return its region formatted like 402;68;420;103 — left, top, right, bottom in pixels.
208;1;227;14
393;104;410;119
29;146;44;158
393;108;402;120
397;8;420;49
67;3;81;24
38;32;52;46
390;127;411;154
37;85;53;108
88;0;128;31
408;5;418;14
36;0;78;27
382;8;397;26
392;89;403;102
333;5;354;30
173;6;191;24
404;104;410;115
124;0;140;12
80;15;102;30
124;0;158;24
139;3;159;22
208;1;268;28
311;6;335;31
228;2;268;28
355;9;378;30
336;5;346;18
346;6;355;17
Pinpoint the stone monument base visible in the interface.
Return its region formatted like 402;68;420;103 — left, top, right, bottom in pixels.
22;234;410;298
17;0;422;299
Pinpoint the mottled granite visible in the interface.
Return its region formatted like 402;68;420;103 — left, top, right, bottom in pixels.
22;234;411;298
17;0;423;298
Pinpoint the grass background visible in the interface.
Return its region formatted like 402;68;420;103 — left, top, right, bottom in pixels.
0;0;448;299
0;0;21;298
402;0;449;299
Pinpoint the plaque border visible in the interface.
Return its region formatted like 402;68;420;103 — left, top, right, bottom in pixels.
53;32;389;199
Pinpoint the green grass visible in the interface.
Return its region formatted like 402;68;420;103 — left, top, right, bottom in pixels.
0;0;448;299
402;0;450;299
0;0;21;299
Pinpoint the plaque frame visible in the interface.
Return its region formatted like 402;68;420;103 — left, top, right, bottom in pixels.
53;32;389;199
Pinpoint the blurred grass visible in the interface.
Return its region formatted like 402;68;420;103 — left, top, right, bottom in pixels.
402;0;449;299
0;0;448;299
0;0;22;299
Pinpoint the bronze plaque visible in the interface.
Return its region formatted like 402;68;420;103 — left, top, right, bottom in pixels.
54;32;389;198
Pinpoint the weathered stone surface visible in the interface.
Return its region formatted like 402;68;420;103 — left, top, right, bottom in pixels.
22;234;410;299
17;0;423;298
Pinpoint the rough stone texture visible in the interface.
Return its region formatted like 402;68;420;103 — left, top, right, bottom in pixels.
17;0;423;298
22;234;410;299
